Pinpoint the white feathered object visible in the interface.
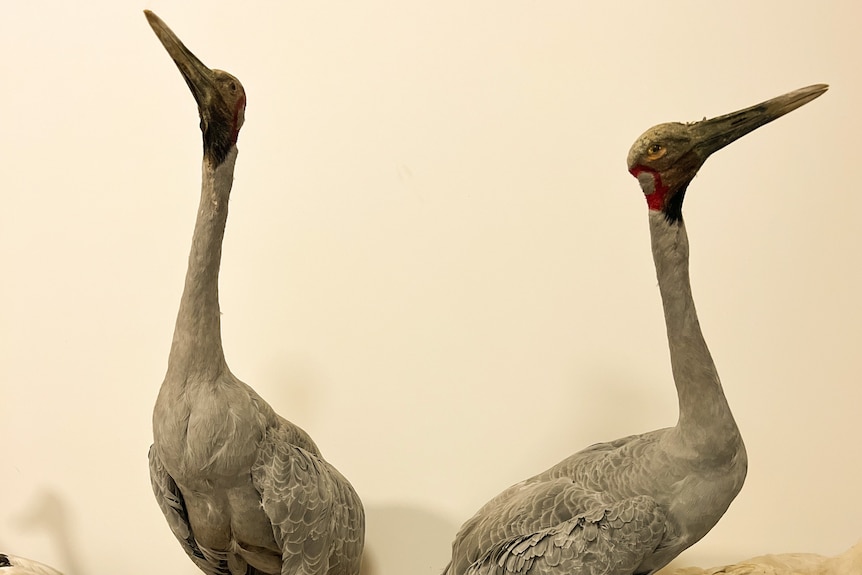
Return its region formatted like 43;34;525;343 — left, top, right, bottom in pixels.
0;554;63;575
658;539;862;575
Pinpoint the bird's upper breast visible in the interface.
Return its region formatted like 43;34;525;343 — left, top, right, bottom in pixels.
664;445;747;544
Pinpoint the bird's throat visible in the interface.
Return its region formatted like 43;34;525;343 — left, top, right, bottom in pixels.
630;166;670;213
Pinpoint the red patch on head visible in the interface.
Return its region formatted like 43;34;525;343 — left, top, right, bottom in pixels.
630;165;669;211
231;95;246;143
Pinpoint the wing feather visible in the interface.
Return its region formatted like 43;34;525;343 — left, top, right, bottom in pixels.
471;495;664;575
252;425;364;575
450;478;666;575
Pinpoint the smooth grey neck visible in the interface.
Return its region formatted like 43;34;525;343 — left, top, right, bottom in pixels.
166;147;238;382
648;211;740;451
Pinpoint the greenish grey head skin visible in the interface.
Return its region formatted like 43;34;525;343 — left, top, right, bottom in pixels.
627;84;829;222
145;10;246;166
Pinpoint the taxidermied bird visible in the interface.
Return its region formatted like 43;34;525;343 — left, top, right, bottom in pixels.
0;554;62;575
143;11;364;575
659;537;861;575
444;84;828;575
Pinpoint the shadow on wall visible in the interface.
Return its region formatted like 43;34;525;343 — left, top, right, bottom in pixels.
361;503;459;575
12;489;84;575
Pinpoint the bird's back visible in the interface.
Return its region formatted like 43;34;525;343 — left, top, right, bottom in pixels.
445;428;742;575
151;374;364;575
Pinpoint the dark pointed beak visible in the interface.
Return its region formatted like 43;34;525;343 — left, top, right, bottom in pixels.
691;84;828;159
144;10;218;112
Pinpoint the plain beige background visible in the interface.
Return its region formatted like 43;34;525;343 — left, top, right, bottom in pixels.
1;2;859;574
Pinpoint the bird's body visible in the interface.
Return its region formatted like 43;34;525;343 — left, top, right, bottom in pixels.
445;85;827;575
0;554;63;575
144;12;364;575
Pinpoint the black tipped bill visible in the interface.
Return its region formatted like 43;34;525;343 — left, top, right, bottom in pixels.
144;10;220;111
691;84;828;158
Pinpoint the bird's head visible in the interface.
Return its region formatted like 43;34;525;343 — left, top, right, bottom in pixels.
627;84;828;222
145;10;246;166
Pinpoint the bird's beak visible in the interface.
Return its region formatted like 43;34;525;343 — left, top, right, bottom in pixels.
691;84;828;159
144;10;217;111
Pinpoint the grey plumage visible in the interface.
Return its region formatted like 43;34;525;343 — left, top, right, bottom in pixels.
444;85;828;575
143;11;364;575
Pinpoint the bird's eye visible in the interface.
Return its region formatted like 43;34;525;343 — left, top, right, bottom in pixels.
229;82;237;92
646;143;666;160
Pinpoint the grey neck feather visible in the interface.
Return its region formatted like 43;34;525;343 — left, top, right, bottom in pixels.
166;147;239;382
648;211;740;451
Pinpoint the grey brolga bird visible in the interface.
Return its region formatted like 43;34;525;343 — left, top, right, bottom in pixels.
444;84;828;575
143;11;364;575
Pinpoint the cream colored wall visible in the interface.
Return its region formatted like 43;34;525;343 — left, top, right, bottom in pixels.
1;2;859;574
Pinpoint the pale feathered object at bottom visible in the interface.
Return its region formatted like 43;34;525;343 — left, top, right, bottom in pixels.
658;539;862;575
0;554;63;575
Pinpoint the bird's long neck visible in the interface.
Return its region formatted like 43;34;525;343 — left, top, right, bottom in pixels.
165;147;238;382
649;211;740;452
